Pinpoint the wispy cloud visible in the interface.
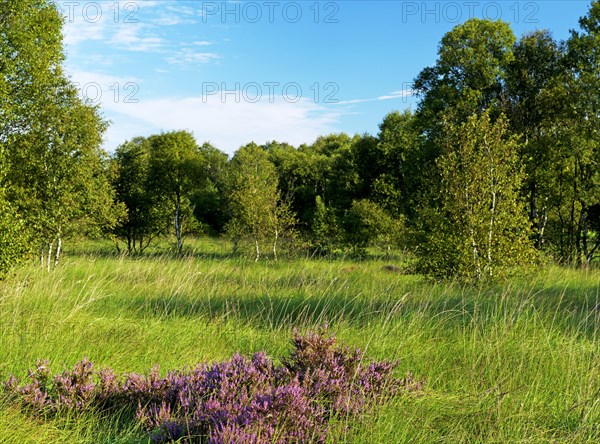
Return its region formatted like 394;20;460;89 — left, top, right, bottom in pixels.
110;26;163;52
166;49;220;65
335;89;415;105
152;6;198;26
60;2;219;65
59;1;167;49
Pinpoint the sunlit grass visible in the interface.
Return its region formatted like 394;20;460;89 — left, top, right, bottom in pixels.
1;238;599;442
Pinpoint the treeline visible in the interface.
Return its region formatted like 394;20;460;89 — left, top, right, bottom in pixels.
1;0;599;280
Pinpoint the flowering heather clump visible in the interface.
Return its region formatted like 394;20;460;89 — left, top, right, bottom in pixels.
2;328;424;443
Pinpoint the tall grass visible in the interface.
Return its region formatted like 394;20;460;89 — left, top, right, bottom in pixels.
1;238;599;442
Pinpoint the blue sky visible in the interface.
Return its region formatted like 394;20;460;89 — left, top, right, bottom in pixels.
59;0;593;155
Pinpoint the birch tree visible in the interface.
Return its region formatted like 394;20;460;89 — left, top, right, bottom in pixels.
418;112;536;281
226;143;296;260
1;0;116;270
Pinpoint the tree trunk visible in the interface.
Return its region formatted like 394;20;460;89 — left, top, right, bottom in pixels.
487;189;496;279
530;184;538;222
273;229;278;261
254;238;260;262
175;198;182;254
470;228;481;281
539;204;548;249
530;183;545;249
53;234;62;268
576;205;589;267
47;241;53;273
40;243;46;269
587;237;600;265
570;159;578;265
557;171;566;262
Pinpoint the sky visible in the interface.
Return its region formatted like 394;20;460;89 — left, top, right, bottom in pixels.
57;0;594;155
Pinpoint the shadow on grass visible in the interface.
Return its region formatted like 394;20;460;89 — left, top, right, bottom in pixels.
64;248;237;262
90;277;600;339
96;291;405;329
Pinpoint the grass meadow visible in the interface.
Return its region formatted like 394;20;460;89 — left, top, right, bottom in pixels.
0;238;599;443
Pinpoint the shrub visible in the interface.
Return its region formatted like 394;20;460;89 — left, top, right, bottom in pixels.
3;328;424;443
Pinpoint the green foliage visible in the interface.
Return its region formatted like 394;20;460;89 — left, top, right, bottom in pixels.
0;0;114;271
376;110;419;215
343;199;404;256
148;131;206;254
192;142;230;234
226;143;297;260
505;30;564;249
111;138;168;254
0;194;30;277
414;18;516;137
558;1;600;265
417;112;536;281
308;195;342;255
2;0;599;276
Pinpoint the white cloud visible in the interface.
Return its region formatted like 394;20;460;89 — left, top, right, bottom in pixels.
153;16;186;26
59;1;166;49
58;2;344;154
165;4;197;16
59;4;114;47
65;68;142;117
110;26;163;52
99;93;341;155
62;19;106;46
152;6;198;26
166;49;220;65
381;89;415;99
336;89;415;105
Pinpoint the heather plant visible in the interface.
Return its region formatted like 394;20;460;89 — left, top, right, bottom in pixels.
2;329;423;443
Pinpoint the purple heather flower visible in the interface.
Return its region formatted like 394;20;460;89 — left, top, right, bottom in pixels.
3;329;424;443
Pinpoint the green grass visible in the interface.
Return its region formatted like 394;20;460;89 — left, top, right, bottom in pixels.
1;238;599;443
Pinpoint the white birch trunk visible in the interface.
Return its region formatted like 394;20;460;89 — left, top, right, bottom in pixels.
54;235;62;268
47;241;53;273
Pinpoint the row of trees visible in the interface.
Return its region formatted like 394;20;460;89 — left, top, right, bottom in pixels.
1;0;599;280
111;136;296;261
110;3;600;279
